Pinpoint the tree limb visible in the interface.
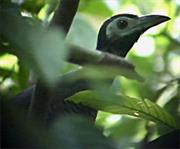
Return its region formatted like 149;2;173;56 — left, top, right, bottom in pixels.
28;0;80;124
68;45;134;70
50;0;80;34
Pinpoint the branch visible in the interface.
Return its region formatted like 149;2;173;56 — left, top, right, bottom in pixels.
28;0;80;123
50;0;80;34
68;45;134;70
67;45;144;81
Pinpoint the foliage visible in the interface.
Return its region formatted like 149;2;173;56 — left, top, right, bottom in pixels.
1;10;68;85
1;0;180;148
67;90;178;129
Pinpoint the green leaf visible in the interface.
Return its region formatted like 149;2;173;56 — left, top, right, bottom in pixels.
74;65;144;82
21;0;46;14
79;0;113;17
67;15;97;49
96;115;146;148
67;90;179;129
0;10;68;85
51;116;117;149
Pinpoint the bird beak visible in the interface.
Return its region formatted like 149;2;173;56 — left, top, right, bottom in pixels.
121;15;170;37
138;15;170;31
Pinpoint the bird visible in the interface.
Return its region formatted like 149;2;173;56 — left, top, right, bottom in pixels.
97;14;170;56
12;14;170;123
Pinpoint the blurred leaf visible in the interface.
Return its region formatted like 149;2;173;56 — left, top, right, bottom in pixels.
67;90;179;129
105;116;145;138
51;115;116;149
78;65;144;82
0;67;14;80
0;10;68;85
128;55;154;78
157;81;179;107
21;0;46;14
103;116;146;149
3;99;117;148
15;62;29;89
0;1;21;15
38;0;59;21
164;97;180;122
67;15;97;49
79;0;113;17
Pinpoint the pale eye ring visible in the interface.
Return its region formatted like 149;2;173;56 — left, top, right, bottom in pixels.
117;20;128;29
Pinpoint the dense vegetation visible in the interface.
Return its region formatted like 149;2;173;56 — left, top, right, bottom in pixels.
1;0;180;148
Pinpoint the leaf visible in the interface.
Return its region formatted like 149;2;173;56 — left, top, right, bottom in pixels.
80;65;144;82
67;90;179;129
67;15;97;49
21;0;46;14
79;0;113;17
0;10;69;85
51;115;117;149
97;115;146;149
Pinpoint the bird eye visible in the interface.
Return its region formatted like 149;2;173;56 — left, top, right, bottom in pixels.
117;20;128;29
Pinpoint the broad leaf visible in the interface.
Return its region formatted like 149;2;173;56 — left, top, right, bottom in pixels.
0;10;68;85
79;0;113;17
67;90;179;129
51;116;117;149
67;15;97;49
79;65;144;82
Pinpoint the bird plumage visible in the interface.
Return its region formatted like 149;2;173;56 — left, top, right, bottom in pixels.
97;14;139;57
97;14;170;57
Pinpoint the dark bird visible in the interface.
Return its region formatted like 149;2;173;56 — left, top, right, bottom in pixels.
12;14;170;122
97;14;170;56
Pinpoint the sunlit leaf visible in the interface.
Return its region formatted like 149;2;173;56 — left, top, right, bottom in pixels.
21;0;46;14
96;115;146;148
67;90;179;129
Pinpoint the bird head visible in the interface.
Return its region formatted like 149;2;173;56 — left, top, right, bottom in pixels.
97;14;170;57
